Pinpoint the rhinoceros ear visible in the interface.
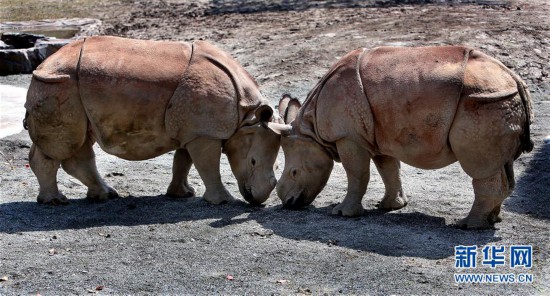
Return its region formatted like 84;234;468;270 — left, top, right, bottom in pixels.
266;122;293;136
256;104;273;122
285;98;301;124
277;94;301;124
278;94;292;118
240;104;273;127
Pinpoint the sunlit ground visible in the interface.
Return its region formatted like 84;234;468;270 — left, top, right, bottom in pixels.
0;84;26;138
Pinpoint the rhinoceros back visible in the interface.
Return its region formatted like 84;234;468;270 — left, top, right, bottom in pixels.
77;36;190;159
360;46;470;168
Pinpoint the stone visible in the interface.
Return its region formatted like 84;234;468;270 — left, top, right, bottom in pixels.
0;48;36;74
0;40;13;50
0;18;101;75
0;37;72;75
1;32;46;49
36;38;72;56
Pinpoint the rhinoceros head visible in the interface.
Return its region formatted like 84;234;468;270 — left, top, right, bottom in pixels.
224;105;280;205
277;134;333;208
267;95;333;209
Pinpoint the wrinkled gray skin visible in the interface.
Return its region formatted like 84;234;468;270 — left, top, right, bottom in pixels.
269;46;533;229
25;36;280;206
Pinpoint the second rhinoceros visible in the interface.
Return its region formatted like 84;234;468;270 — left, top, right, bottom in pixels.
268;46;533;229
25;36;280;205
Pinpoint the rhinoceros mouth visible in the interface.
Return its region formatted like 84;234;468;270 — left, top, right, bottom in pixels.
282;191;309;209
240;185;263;206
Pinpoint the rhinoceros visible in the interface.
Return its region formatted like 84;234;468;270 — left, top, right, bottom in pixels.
24;35;280;205
268;46;534;229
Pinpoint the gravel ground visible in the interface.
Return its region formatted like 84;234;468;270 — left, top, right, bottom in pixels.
0;0;549;294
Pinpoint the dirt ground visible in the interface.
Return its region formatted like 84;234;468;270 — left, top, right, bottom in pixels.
0;0;549;294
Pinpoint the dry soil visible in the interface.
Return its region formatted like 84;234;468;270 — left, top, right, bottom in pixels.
0;0;549;294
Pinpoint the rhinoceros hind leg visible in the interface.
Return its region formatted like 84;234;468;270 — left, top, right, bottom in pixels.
60;139;118;201
372;155;408;211
29;144;69;205
486;162;515;224
332;139;371;217
457;167;511;229
186;137;234;204
166;148;196;198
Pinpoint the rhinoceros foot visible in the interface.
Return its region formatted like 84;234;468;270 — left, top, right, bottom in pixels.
332;201;365;217
487;206;503;224
166;182;196;198
37;192;69;205
376;193;408;212
203;187;235;205
86;186;119;202
455;216;496;230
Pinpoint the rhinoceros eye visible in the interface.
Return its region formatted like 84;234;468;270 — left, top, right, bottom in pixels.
251;158;256;167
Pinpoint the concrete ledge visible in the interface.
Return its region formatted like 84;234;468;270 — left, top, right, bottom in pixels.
0;18;101;75
0;36;71;75
0;18;101;38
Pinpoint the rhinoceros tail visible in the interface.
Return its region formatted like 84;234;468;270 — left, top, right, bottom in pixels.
504;161;516;192
516;79;534;153
23;111;29;130
500;63;534;153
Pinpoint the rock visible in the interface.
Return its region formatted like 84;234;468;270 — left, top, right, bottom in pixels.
0;38;70;75
0;40;13;50
0;49;36;74
1;32;46;49
36;38;72;57
0;18;101;75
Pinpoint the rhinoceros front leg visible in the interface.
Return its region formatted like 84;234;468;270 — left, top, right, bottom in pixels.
166;148;196;198
332;139;371;217
457;167;510;229
372;155;408;211
60;139;118;201
29;144;68;205
186;137;234;204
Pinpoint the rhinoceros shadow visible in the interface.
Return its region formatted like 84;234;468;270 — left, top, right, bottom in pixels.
0;195;254;234
505;140;550;220
0;193;498;259
245;206;499;260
